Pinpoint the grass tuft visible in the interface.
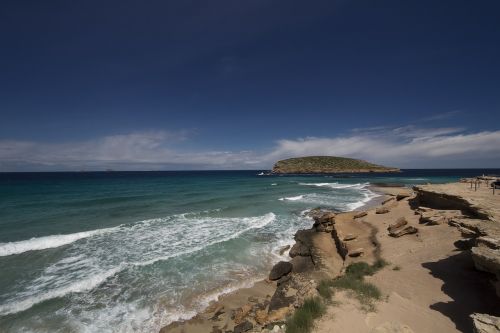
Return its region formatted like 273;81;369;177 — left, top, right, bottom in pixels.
317;260;385;311
317;279;333;299
286;297;325;333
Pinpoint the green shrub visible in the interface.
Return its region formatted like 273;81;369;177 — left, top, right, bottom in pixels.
317;279;333;299
286;297;325;333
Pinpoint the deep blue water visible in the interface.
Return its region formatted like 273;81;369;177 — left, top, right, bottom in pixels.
0;169;498;333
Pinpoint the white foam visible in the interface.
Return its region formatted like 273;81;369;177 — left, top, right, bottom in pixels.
299;182;369;189
0;266;122;316
278;195;304;201
130;213;276;268
346;189;380;211
0;227;117;257
0;212;277;317
271;183;277;186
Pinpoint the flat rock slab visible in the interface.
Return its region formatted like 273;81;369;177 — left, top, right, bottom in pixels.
389;226;418;238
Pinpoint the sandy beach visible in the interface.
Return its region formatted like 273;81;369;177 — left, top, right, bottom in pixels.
160;180;500;333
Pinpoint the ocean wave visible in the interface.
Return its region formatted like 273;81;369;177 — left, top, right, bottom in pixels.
0;212;276;316
130;213;276;268
278;195;304;201
345;189;380;211
0;228;118;257
299;182;369;189
0;266;122;316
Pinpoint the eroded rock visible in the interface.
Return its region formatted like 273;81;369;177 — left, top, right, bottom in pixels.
376;207;390;214
471;313;500;333
389;226;418;238
388;217;407;234
269;261;293;281
289;242;310;257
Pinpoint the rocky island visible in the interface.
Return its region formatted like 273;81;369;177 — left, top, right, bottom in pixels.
271;156;400;174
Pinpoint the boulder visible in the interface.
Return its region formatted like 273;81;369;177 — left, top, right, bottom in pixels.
233;320;253;333
354;211;368;219
269;261;293;281
376;207;390;214
348;248;364;257
389;226;418;238
387;217;408;234
470;313;500;333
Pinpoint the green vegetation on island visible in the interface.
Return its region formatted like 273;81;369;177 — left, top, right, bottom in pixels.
272;156;399;174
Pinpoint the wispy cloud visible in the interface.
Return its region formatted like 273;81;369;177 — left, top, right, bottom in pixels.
1;126;500;171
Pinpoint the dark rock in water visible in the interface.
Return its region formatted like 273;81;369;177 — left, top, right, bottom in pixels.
289;243;310;257
269;261;293;281
279;245;291;256
233;320;253;333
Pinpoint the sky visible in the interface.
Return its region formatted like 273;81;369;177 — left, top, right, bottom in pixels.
1;0;500;171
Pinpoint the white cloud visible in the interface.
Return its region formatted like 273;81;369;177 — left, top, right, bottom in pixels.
1;127;500;171
264;128;500;168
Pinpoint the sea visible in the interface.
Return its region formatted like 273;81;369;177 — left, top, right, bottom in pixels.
0;169;499;333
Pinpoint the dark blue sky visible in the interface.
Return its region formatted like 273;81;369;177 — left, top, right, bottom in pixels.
1;0;500;170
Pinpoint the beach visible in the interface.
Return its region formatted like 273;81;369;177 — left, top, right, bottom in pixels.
161;179;500;333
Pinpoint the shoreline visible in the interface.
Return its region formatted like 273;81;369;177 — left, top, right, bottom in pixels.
160;179;500;333
159;183;392;333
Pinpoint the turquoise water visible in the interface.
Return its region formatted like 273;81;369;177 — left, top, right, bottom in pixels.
0;170;497;333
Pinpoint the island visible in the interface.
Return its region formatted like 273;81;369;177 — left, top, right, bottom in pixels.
271;156;400;174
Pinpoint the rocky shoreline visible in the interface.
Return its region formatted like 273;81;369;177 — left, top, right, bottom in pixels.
160;182;500;333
